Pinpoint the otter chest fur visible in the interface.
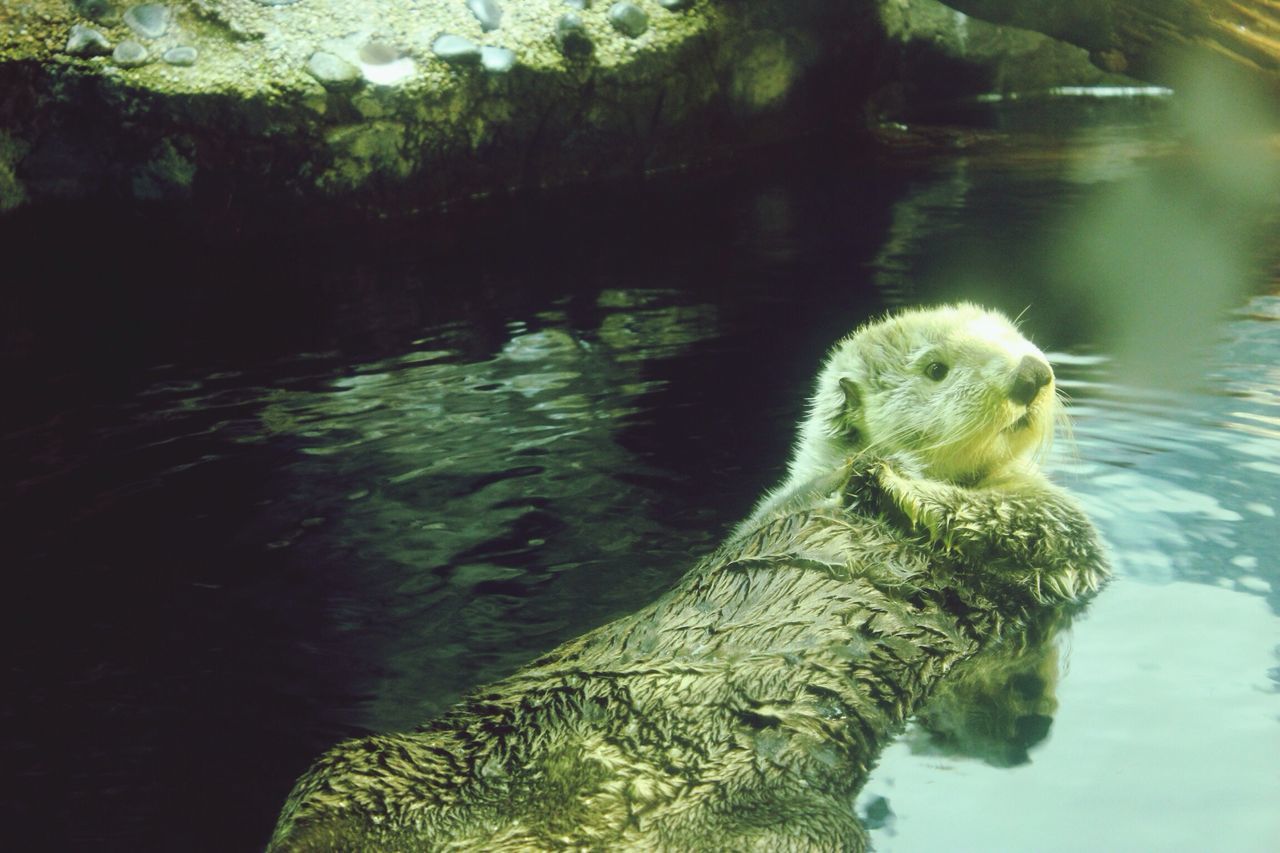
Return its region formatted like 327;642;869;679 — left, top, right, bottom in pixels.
268;305;1108;852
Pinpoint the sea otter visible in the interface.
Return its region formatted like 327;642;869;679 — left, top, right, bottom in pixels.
739;302;1059;533
267;304;1108;852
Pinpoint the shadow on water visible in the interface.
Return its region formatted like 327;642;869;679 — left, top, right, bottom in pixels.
2;98;1278;850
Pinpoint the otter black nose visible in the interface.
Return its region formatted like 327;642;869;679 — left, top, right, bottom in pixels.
1008;356;1052;406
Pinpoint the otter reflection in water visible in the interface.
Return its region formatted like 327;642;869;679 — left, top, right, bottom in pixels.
268;305;1109;852
909;607;1071;769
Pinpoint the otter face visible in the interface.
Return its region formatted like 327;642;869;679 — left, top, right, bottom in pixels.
805;304;1057;485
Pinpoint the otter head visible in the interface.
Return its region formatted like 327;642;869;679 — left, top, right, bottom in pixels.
793;304;1058;486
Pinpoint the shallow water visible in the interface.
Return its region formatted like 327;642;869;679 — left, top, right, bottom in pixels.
3;101;1278;851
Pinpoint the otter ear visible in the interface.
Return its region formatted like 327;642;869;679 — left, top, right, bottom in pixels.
839;377;861;411
833;377;862;440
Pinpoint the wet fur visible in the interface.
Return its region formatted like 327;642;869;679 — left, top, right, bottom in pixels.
268;306;1108;852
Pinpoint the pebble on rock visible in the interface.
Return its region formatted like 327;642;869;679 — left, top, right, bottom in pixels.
564;0;591;8
112;40;150;68
656;0;692;8
306;51;362;90
608;3;649;38
433;34;482;65
72;0;111;19
468;0;503;33
362;55;416;87
123;4;171;40
66;23;112;57
358;41;399;65
556;14;593;58
162;45;198;67
480;45;516;73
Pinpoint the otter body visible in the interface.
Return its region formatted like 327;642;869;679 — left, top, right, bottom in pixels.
269;306;1108;852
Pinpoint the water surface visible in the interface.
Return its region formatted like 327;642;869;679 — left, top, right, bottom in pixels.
3;101;1278;851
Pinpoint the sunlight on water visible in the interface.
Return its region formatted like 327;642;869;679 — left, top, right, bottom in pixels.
864;579;1280;852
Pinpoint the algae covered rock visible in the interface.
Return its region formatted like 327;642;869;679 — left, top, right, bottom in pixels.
0;0;1158;221
0;133;31;212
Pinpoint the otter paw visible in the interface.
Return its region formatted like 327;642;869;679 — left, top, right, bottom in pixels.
871;461;913;508
838;458;881;511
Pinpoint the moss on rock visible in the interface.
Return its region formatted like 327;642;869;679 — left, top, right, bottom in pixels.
0;0;1144;220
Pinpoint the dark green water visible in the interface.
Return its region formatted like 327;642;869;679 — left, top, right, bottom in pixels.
3;103;1277;851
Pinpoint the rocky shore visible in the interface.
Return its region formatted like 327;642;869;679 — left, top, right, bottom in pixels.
0;0;1145;219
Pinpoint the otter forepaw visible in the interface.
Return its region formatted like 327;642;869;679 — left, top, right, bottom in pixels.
842;455;905;513
870;460;917;516
867;464;972;556
840;459;884;515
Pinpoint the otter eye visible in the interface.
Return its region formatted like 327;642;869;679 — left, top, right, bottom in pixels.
925;361;950;382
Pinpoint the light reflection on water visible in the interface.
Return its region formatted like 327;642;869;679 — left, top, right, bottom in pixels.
244;298;731;730
3;107;1278;850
